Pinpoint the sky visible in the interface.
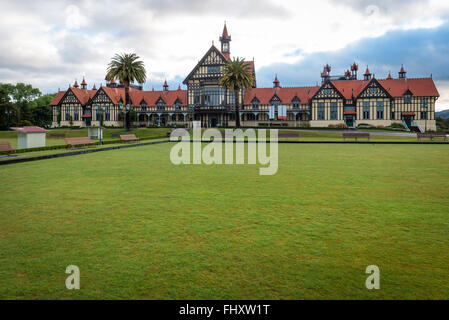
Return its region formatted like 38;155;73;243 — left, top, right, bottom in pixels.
0;0;448;110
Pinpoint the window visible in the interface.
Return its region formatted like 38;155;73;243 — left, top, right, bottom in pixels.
318;102;325;120
207;66;220;74
96;108;102;121
194;89;201;105
391;111;395;120
174;100;181;110
74;107;79;121
363;101;370;120
330;102;338;120
404;94;412;104
203;87;225;106
369;87;378;94
376;101;384;120
252;99;259;110
324;88;331;95
247;113;256;121
421;112;428;120
292;97;300;109
229;91;235;105
421;98;429;108
157;100;165;110
141;102;147;111
65;107;71;121
178;114;184;122
105;106;110;121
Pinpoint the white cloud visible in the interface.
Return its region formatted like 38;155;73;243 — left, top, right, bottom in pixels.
0;0;448;94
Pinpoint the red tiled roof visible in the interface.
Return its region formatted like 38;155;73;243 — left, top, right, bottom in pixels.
50;91;66;106
12;126;48;133
331;80;367;99
364;67;371;75
244;86;320;105
378;78;439;97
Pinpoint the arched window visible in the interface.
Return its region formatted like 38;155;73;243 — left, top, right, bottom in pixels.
171;114;177;122
246;113;256;121
178;114;184;122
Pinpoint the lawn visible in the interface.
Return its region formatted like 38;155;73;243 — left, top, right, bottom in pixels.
0;143;448;299
0;127;172;149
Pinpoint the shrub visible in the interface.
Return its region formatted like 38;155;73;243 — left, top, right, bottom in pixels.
388;123;406;130
377;125;385;129
328;124;348;129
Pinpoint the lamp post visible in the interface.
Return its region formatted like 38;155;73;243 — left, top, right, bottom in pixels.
94;104;104;145
119;102;131;131
4;107;12;131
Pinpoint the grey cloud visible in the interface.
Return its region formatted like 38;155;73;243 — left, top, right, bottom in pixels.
142;0;290;18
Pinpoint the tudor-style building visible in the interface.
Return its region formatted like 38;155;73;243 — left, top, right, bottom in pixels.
51;24;439;132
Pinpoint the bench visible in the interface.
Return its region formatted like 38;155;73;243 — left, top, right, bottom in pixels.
0;141;16;154
120;134;139;143
279;132;299;138
65;137;96;148
417;132;448;141
111;133;122;138
343;132;370;141
49;133;66;138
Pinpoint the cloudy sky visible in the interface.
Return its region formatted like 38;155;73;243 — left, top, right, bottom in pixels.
1;0;449;110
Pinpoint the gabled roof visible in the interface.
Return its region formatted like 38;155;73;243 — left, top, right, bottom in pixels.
377;78;439;97
244;86;320;105
183;45;228;84
50;91;66;106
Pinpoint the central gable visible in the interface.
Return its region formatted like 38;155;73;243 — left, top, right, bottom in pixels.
183;46;228;84
61;89;81;105
312;82;344;100
91;88;114;105
358;79;392;99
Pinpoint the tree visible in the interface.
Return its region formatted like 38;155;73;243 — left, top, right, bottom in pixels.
30;94;56;127
219;57;255;128
105;53;147;131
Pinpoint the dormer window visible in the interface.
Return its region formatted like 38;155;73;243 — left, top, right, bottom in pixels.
270;96;280;107
369;87;379;94
324;88;332;95
174;100;182;110
141;101;147;111
157;100;165;110
404;94;412;104
252;98;259;110
292;97;300;109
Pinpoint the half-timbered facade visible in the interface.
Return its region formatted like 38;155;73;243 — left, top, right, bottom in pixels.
51;24;439;131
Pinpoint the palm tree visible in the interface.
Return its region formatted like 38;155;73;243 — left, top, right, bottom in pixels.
105;53;147;131
220;57;255;128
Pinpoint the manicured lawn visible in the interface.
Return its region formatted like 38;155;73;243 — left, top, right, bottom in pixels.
0;143;448;299
0;128;171;149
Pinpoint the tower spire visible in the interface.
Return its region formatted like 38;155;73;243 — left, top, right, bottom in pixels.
219;22;231;56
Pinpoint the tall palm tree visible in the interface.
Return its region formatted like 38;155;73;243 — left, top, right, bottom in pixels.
220;57;255;128
105;53;147;131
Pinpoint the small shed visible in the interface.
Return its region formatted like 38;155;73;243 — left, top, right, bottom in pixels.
11;126;49;149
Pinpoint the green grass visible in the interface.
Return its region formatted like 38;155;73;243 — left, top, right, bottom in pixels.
0;143;449;299
0;128;171;149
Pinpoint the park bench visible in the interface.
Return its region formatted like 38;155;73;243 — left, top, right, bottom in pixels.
120;134;139;143
417;132;448;141
49;133;66;138
279;132;299;138
65;137;96;148
343;132;370;142
0;141;16;155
